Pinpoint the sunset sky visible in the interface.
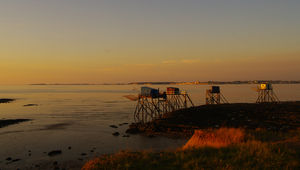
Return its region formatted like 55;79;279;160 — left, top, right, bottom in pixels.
0;0;299;84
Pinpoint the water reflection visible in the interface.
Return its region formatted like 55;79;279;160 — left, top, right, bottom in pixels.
0;84;299;169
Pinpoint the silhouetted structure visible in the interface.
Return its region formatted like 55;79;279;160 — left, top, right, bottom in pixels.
206;86;228;104
134;87;194;123
256;83;280;103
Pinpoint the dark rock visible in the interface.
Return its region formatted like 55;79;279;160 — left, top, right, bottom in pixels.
0;119;31;128
68;146;72;150
53;161;58;165
12;159;21;162
110;125;118;128
81;153;87;156
147;134;155;138
122;135;130;138
112;132;120;136
48;150;62;157
0;99;15;103
23;104;38;107
6;157;12;161
90;150;94;153
126;124;141;134
119;123;129;126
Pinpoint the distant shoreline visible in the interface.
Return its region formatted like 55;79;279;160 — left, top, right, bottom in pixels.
29;80;300;86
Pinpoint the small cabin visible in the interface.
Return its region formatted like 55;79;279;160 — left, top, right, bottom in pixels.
166;87;180;95
141;87;159;98
260;83;272;90
210;86;220;93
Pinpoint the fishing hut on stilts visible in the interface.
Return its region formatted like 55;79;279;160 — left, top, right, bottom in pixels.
256;83;279;103
134;87;194;123
205;86;228;104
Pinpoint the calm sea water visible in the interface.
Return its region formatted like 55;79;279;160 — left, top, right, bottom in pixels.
0;84;299;169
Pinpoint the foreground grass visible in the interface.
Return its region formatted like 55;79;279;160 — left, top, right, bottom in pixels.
82;129;300;170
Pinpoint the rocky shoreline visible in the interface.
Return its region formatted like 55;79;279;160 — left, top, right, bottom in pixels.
126;101;300;138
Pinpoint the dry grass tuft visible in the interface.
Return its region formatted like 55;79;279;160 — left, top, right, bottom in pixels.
82;129;300;170
81;158;101;170
183;128;244;149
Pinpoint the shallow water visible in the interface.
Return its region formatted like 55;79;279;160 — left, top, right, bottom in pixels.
0;84;299;169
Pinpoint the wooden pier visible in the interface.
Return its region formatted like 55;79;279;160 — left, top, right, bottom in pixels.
134;87;194;123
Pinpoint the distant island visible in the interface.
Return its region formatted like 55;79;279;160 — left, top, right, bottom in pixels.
30;80;300;86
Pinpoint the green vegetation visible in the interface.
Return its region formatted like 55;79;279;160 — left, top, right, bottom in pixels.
83;129;300;170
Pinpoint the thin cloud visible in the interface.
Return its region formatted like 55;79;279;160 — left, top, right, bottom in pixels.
162;59;201;64
162;60;178;64
181;59;201;64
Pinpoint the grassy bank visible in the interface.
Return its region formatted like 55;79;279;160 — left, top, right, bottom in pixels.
83;129;300;170
83;102;300;169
